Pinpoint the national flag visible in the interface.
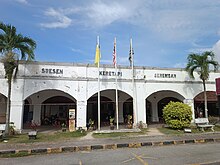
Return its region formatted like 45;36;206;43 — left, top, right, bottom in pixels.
94;43;101;66
129;38;134;67
113;38;116;67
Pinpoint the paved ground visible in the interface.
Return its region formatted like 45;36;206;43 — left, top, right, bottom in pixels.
0;127;220;153
1;142;220;165
70;127;163;141
145;127;164;136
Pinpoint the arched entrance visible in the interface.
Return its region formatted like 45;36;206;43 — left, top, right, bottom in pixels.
87;96;113;127
146;90;185;123
158;97;181;122
194;91;218;117
87;89;133;129
23;90;76;128
0;94;7;124
41;96;76;126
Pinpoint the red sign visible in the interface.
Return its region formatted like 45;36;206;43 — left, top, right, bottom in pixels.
216;78;220;95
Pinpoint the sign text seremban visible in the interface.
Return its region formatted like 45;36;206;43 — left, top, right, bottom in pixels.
154;73;176;78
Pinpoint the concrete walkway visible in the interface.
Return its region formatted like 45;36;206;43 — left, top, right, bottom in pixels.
146;127;164;136
81;127;164;140
81;131;94;140
0;127;220;156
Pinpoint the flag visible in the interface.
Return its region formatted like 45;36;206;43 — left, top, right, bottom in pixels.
113;37;119;129
113;38;116;67
94;43;101;66
129;39;134;67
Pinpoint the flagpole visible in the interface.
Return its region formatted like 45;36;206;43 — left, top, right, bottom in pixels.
97;36;101;131
114;38;119;130
130;38;136;128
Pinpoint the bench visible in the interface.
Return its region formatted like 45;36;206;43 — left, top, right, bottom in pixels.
0;124;6;138
195;118;214;132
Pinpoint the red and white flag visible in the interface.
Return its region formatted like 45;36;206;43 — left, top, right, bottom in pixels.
113;38;117;67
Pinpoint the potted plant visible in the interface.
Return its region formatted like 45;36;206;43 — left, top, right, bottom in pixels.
127;115;133;129
88;119;95;131
61;123;67;132
9;122;16;135
109;116;114;130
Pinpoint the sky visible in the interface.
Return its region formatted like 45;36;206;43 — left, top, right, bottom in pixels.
1;0;220;68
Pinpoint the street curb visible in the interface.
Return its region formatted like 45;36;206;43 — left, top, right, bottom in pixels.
0;137;220;156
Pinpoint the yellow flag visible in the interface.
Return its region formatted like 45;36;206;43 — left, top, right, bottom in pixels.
94;44;101;66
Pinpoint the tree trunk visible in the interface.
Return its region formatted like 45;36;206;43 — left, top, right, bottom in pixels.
202;79;208;118
5;79;12;135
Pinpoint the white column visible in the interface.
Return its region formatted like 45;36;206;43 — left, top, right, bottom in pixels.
118;101;124;123
10;100;24;132
76;81;87;130
32;100;41;125
151;100;159;122
136;97;146;124
9;78;24;132
183;99;195;122
76;100;87;130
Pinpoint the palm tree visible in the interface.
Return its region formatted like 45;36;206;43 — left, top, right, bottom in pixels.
185;51;218;118
0;22;36;135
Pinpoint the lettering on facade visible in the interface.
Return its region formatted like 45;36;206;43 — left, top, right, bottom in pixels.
41;68;63;74
154;73;176;78
99;71;122;77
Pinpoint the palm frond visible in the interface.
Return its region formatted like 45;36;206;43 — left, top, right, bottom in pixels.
185;51;218;80
0;22;36;61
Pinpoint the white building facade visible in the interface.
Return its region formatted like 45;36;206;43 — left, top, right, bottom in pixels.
0;61;219;131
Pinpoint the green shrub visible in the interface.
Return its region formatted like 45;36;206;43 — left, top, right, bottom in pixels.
163;101;192;129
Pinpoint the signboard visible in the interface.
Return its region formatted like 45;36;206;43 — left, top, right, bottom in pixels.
154;73;176;78
216;78;220;95
41;68;63;75
69;109;75;132
99;71;122;77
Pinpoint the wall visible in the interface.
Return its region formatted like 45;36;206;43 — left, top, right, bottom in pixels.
0;62;220;130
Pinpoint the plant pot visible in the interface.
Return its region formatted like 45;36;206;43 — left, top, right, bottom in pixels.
110;124;114;130
127;124;133;129
62;128;67;132
28;131;37;140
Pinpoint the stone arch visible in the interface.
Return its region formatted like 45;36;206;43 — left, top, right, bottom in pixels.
24;89;76;104
86;89;132;129
194;91;218;117
87;87;132;102
146;90;185;123
157;97;181;122
23;89;77;128
23;85;77;102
